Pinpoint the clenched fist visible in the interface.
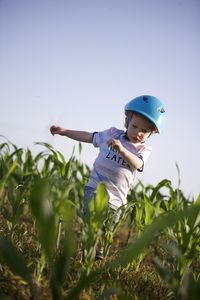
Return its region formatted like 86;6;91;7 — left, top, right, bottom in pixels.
50;125;66;136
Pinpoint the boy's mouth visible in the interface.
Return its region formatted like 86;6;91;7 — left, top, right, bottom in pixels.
132;137;140;143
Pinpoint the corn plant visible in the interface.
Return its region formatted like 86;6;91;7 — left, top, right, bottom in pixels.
153;196;200;299
121;179;172;269
103;201;135;257
66;202;200;300
83;184;108;275
0;139;38;235
0;139;88;298
29;177;76;300
1;138;199;299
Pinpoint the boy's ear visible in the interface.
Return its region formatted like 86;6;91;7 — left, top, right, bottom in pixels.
125;116;128;129
152;128;158;134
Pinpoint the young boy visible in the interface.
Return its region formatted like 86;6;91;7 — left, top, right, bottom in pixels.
50;95;165;259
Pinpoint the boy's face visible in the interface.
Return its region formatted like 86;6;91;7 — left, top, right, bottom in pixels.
127;113;155;143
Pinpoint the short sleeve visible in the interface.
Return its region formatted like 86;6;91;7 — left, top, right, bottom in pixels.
136;145;152;172
92;127;123;148
136;155;144;172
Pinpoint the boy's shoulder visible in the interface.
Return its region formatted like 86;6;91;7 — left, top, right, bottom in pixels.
135;142;152;153
108;127;125;136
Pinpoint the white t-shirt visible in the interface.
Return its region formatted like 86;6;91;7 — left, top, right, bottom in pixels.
85;127;152;209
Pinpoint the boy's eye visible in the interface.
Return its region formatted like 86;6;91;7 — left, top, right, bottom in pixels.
143;129;151;133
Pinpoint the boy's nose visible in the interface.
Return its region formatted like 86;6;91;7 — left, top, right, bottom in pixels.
137;131;144;139
136;128;142;136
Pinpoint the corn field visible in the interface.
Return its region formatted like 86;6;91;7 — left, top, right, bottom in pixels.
0;136;199;300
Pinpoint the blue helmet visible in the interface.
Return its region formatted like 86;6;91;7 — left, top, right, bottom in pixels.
125;95;166;133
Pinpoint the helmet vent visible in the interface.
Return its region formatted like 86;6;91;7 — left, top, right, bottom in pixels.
143;96;148;103
158;107;165;113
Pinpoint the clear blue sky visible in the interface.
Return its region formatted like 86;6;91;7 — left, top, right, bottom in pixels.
1;0;199;198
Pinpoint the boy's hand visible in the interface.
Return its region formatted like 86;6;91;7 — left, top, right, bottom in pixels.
50;125;66;136
107;138;124;153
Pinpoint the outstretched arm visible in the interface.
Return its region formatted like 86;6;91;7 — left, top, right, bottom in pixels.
50;125;93;143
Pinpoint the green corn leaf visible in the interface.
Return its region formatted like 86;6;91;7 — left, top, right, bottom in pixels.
83;184;108;274
188;195;200;229
86;183;108;229
0;141;9;149
150;179;172;203
66;204;200;300
9;148;23;163
153;256;179;290
144;196;154;225
50;202;76;300
95;183;108;213
78;142;82;156
0;236;34;296
65;146;75;179
135;204;143;229
179;269;200;300
0;160;17;194
114;205;200;268
29;179;57;260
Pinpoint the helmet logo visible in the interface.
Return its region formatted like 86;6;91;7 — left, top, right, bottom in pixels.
158;107;165;113
143;96;148;103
